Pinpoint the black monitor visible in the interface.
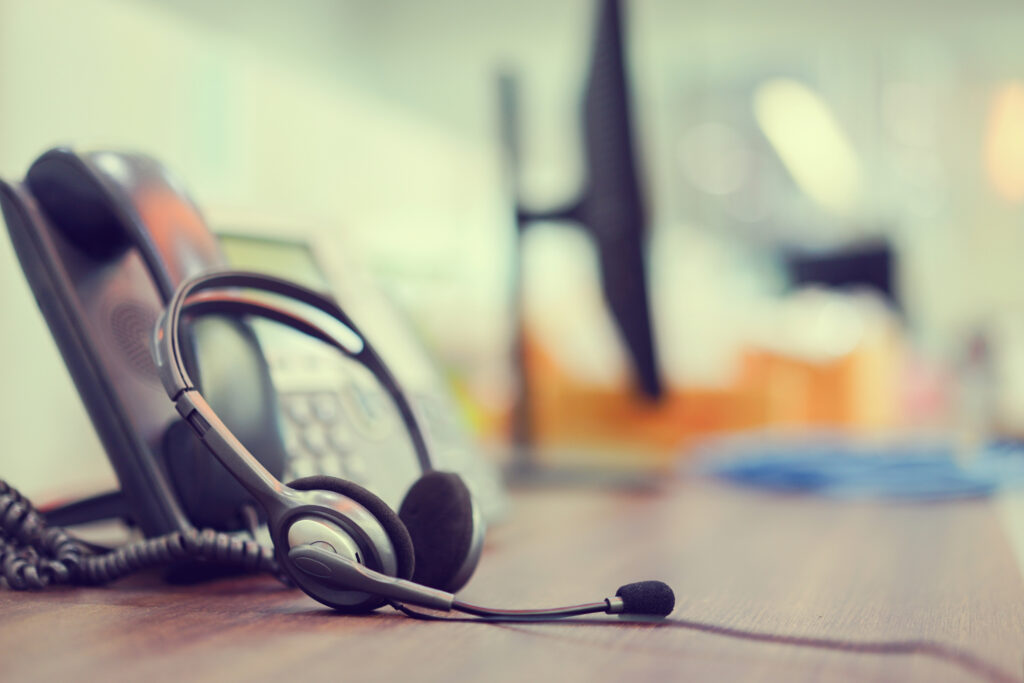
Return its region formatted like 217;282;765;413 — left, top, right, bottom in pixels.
501;0;662;450
784;240;900;312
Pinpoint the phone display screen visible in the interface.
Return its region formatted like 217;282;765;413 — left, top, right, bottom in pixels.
218;233;331;293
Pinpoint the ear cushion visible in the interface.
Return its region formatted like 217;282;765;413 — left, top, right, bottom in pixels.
287;476;414;581
398;471;477;590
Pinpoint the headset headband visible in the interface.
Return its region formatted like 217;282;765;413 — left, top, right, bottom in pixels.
151;271;434;511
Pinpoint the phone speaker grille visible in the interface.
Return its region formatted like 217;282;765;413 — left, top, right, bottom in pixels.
109;301;159;382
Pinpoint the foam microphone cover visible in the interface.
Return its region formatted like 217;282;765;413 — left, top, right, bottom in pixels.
615;581;675;616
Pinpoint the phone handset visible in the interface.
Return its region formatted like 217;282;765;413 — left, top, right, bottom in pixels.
15;148;287;532
26;150;222;297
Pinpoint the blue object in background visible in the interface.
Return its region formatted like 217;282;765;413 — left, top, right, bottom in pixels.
695;436;1024;500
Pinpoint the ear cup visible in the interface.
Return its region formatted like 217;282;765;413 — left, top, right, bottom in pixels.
398;471;481;592
287;476;414;581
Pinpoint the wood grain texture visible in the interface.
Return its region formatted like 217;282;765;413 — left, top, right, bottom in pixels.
1;479;1022;683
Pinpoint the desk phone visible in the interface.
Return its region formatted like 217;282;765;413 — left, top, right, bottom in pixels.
217;233;505;520
0;148;504;538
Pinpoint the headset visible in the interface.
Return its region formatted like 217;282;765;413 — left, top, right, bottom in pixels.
149;269;675;619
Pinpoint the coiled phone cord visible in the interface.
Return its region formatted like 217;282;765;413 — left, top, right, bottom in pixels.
0;480;278;590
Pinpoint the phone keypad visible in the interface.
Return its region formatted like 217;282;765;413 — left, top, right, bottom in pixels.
280;391;369;486
262;344;505;521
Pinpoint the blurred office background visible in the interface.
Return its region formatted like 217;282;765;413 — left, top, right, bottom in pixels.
4;0;1024;495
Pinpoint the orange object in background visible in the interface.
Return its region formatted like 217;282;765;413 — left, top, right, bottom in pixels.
521;334;743;471
737;335;901;433
737;350;853;428
505;320;903;472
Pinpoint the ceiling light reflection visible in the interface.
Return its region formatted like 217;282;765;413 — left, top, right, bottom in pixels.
753;78;862;216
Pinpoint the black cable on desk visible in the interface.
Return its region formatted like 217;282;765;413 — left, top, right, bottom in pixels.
453;599;610;619
392;601;610;622
0;479;277;589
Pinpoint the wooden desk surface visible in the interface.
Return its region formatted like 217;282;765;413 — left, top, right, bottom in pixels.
2;479;1022;682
